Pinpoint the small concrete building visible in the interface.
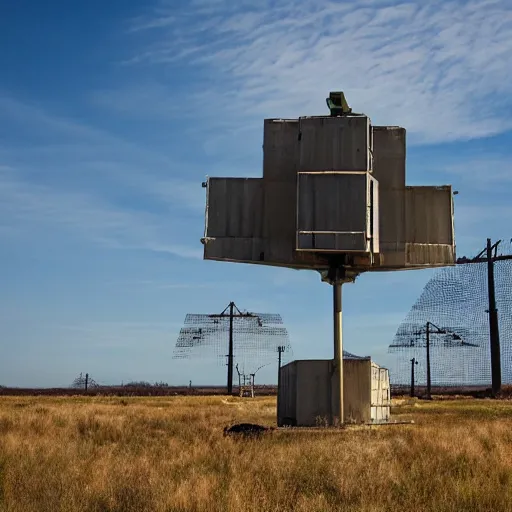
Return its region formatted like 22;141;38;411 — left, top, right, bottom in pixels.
278;353;390;426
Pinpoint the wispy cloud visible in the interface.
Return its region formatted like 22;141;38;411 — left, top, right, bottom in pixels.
126;0;512;144
102;279;241;290
445;158;512;187
57;321;185;349
0;170;202;259
0;95;206;259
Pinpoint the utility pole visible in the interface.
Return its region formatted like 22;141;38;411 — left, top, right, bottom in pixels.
487;239;501;396
227;301;234;395
457;238;511;397
410;358;418;398
204;302;263;396
390;323;478;400
423;322;478;399
85;373;89;392
426;322;431;399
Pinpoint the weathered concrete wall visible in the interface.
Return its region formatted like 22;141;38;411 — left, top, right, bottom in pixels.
278;360;298;425
296;360;332;426
344;359;372;423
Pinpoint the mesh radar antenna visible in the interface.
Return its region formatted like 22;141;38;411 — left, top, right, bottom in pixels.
173;302;292;394
389;238;512;395
389;322;478;399
200;91;455;424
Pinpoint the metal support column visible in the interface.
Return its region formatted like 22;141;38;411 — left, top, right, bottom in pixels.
426;322;431;399
332;281;344;425
227;301;234;395
487;238;501;396
410;358;417;398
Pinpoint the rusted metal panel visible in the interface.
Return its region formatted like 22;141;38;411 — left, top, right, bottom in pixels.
263;119;300;183
299;116;372;172
205;178;264;238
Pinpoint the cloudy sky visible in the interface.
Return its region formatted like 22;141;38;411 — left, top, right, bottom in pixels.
1;0;511;387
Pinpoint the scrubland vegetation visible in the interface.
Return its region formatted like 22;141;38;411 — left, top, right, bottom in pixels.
1;395;512;511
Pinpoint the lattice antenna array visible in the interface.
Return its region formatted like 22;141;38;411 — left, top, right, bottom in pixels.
71;373;98;390
388;239;512;387
173;304;293;375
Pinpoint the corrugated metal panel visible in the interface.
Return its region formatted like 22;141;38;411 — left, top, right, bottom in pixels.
206;178;264;238
406;243;455;266
299;116;372;172
372;126;406;264
263;119;300;183
297;232;367;252
404;186;455;266
369;175;380;253
296;172;378;253
203;237;265;263
263;181;296;262
297;173;367;232
405;186;454;245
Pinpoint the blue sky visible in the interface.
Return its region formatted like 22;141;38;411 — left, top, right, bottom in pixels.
1;0;511;387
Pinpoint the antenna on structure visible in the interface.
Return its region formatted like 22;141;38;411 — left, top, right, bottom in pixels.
173;302;293;395
326;91;352;116
71;372;98;391
201;90;456;425
389;238;512;395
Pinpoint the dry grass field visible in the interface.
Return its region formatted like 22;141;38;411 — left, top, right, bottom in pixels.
1;396;512;512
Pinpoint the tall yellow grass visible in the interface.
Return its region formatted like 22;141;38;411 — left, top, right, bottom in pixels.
1;395;512;511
